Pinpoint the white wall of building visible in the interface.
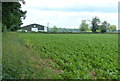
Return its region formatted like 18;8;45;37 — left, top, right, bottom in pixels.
31;26;48;32
31;28;38;32
44;26;48;32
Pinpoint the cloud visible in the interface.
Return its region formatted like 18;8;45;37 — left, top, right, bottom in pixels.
26;6;117;13
22;0;118;13
22;9;117;28
21;0;118;29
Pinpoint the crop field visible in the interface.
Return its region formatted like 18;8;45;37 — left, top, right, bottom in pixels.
3;33;118;79
19;33;118;79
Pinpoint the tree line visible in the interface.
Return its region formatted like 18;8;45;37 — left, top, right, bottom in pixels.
80;16;117;33
49;17;117;33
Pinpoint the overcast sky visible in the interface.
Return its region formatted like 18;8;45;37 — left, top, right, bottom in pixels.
21;0;119;29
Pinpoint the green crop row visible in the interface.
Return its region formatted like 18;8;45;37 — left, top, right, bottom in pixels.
20;33;119;79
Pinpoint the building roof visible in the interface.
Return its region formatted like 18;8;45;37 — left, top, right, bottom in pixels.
21;23;45;28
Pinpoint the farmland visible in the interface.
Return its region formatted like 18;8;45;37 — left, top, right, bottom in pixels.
3;33;118;79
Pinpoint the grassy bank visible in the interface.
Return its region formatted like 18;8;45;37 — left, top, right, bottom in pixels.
2;32;59;79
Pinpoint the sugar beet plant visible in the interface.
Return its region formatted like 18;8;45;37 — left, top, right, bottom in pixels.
20;34;118;79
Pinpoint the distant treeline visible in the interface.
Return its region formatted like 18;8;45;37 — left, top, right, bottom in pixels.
48;28;80;32
49;17;117;33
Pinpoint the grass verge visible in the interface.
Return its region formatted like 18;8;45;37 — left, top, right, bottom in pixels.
2;32;59;79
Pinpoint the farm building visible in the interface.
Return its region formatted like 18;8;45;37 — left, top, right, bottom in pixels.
21;23;48;32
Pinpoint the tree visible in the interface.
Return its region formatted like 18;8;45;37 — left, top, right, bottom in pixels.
50;25;58;32
79;20;89;32
109;25;116;32
107;23;110;30
97;25;101;30
2;0;27;32
100;21;110;33
91;17;100;33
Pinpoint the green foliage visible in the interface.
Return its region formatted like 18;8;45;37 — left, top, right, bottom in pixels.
2;1;27;32
109;25;116;32
100;21;110;33
20;33;118;79
79;20;89;32
49;26;58;32
91;17;100;33
2;25;7;32
3;33;58;79
97;25;101;30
